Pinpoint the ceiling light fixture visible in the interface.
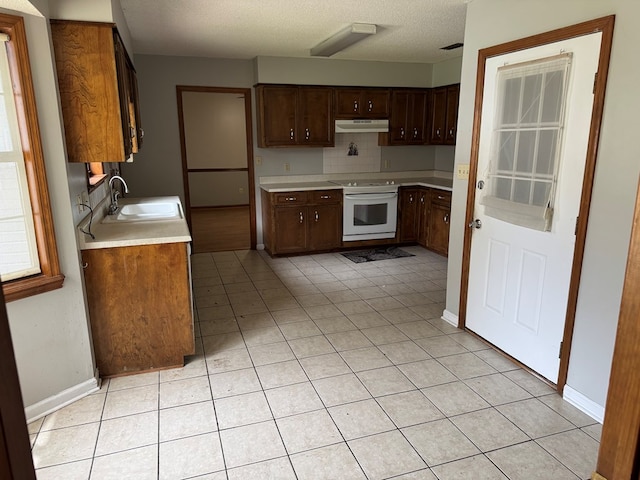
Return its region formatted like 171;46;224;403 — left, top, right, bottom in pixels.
310;23;377;57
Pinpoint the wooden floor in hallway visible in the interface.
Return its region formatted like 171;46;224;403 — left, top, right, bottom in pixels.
190;206;250;253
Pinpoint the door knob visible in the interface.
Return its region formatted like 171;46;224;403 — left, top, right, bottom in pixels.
468;219;482;229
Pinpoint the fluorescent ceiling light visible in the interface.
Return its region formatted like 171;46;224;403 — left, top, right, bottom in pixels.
311;23;377;57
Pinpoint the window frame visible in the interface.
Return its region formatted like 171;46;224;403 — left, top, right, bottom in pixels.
1;13;64;302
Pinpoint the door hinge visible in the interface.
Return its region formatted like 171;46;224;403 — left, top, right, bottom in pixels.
575;216;579;235
559;341;564;359
593;72;598;94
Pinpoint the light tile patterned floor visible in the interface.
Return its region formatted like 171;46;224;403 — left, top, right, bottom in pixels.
29;247;602;479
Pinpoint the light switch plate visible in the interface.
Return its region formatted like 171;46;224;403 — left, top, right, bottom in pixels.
457;164;470;179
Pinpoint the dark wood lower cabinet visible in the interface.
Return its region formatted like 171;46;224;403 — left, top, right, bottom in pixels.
262;189;342;255
398;186;451;256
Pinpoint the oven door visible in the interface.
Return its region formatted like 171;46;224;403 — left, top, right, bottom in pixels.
343;192;398;241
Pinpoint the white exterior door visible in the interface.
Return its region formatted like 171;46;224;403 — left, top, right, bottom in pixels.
466;32;602;383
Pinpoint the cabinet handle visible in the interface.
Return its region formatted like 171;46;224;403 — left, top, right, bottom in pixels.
409;194;414;203
413;127;419;138
400;127;405;139
420;196;425;204
449;129;454;137
436;128;441;138
353;100;358;112
290;128;294;140
320;195;331;199
368;100;373;112
139;128;145;139
299;211;304;223
130;126;136;139
437;195;445;200
82;262;88;269
305;128;310;140
286;196;297;202
444;213;450;224
314;210;319;222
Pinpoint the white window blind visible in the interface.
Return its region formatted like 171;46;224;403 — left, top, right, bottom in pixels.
480;53;572;231
0;34;40;281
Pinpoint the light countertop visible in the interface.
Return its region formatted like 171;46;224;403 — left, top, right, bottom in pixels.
260;176;453;193
77;196;192;250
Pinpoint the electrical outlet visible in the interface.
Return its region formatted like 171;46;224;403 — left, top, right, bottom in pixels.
255;156;262;166
384;159;389;169
239;187;244;194
75;194;83;213
81;191;89;206
284;163;290;172
457;164;470;179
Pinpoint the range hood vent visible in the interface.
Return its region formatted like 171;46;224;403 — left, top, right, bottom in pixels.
335;119;389;133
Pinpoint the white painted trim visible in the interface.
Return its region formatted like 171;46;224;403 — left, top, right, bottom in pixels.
563;384;605;424
25;374;100;423
442;309;459;327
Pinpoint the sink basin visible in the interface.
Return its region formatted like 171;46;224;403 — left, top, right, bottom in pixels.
102;202;183;223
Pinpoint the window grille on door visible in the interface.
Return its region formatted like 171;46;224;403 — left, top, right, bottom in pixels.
480;53;572;231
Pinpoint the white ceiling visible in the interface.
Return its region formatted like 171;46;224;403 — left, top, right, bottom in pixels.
119;0;467;64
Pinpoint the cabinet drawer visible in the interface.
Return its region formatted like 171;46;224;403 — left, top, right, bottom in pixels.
311;190;341;204
431;189;451;206
274;192;309;205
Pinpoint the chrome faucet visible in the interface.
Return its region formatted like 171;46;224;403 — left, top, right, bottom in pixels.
108;175;129;214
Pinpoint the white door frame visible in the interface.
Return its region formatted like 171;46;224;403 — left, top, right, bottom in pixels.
458;16;615;393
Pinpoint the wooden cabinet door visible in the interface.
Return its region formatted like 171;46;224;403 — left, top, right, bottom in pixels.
298;87;334;146
362;90;390;117
335;89;363;117
259;86;298;146
399;188;420;242
427;202;451;256
389;91;409;144
113;32;133;157
408;91;428;144
445;84;460;145
274;206;307;253
429;87;447;144
308;204;341;250
417;189;429;247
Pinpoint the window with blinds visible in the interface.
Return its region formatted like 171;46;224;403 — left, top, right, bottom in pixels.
0;33;40;281
481;53;572;231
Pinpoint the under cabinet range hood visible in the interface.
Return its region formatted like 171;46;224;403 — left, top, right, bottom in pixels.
335;119;389;133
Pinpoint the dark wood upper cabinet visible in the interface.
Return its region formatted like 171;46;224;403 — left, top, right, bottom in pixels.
257;85;333;147
334;88;390;118
51;20;142;162
429;84;460;145
386;89;429;145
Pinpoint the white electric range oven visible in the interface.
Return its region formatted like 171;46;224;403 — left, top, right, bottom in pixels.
330;180;399;242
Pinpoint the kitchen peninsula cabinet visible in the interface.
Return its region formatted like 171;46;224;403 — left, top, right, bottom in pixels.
386;90;429;145
262;189;342;254
51;20;143;162
81;242;194;377
429;84;460;145
257;85;334;147
334;88;390;118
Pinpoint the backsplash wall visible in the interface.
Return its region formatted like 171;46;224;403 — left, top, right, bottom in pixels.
323;133;381;174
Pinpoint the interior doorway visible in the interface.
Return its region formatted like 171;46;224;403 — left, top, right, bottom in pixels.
177;86;256;252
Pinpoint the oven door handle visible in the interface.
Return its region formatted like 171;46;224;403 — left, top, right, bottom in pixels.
344;193;398;201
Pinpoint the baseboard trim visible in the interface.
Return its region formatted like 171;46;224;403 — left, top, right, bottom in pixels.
442;309;459;327
257;243;265;250
563;385;605;424
25;373;100;423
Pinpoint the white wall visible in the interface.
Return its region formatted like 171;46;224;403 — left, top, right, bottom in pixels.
447;0;640;410
4;3;96;411
432;56;463;87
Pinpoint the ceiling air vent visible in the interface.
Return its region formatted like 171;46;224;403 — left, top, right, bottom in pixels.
441;42;464;51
